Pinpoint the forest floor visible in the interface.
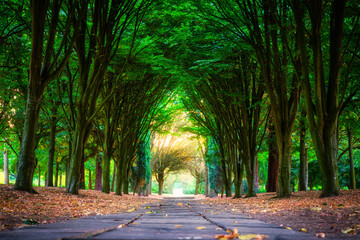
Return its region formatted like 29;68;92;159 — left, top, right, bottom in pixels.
201;190;360;239
0;185;160;232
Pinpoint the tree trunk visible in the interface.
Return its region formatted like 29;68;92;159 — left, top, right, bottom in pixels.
194;178;200;195
299;110;308;191
348;129;356;189
266;123;279;192
55;161;59;187
15;91;43;193
123;174;129;194
233;159;244;198
88;169;92;190
38;165;41;186
66;124;86;194
4;150;9;185
95;159;102;190
158;173;164;195
277;132;292;197
111;165;116;192
46;114;57;187
59;173;62;187
102;154;111;193
204;159;210;197
246;161;256;197
79;156;85;189
115;160;123;195
316;127;340;196
255;159;259;192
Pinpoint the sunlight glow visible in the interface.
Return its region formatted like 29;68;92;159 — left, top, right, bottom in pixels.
173;188;184;197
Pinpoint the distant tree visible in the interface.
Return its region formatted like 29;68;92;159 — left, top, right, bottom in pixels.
151;134;193;195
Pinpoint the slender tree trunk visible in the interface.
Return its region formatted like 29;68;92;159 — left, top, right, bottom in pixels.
147;176;152;195
15;91;43;193
4;150;9;185
102;154;111;193
299;109;308;191
317;127;340;196
55;161;59;187
66;123;86;194
38;166;41;186
14;1;48;194
59;173;62;187
348;129;356;189
88;169;92;190
111;165;116;192
158;173;164;195
246;161;256;197
277;132;292;197
204;159;209;197
46;115;57;187
266;123;279;192
234;159;244;198
195;178;200;195
115;160;123;195
79;156;85;189
95;159;102;190
255;159;259;192
123;173;129;194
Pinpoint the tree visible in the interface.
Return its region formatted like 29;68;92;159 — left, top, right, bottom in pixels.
151;140;191;195
66;0;152;194
292;0;360;196
15;0;79;193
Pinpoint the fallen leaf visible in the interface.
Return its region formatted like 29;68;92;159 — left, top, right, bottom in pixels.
237;234;268;240
301;228;307;232
234;221;238;223
341;228;356;234
315;233;325;238
175;225;182;227
285;227;292;230
197;226;206;230
176;203;183;206
215;228;238;239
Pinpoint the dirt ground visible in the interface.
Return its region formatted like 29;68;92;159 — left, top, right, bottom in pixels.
200;190;360;239
0;185;159;231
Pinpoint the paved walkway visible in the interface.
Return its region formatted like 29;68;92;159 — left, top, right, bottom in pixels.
0;197;322;240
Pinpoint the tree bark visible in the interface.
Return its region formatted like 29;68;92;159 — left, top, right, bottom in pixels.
4;150;9;185
38;165;41;186
348;129;356;189
88;169;92;190
158;173;164;195
79;155;85;189
95;159;102;190
59;173;62;187
299;108;308;191
66;124;86;194
195;178;200;195
111;165;116;192
54;161;59;187
266;122;279;192
102;153;111;193
204;157;210;197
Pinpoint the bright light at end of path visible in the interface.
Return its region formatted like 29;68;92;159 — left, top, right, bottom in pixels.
173;188;183;196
